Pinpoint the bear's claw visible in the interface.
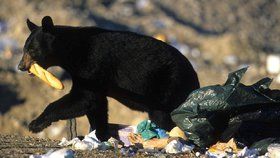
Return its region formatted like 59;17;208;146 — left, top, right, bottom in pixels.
29;118;51;133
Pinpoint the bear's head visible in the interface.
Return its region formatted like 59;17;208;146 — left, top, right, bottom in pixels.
18;16;57;71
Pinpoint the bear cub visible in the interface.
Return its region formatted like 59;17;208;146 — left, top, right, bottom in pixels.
18;16;200;141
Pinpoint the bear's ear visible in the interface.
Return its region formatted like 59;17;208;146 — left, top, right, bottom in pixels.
27;19;38;31
42;16;54;33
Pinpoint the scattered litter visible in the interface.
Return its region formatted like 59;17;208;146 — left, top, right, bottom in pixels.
128;132;168;149
155;128;169;139
142;138;169;149
128;133;144;145
208;138;239;154
165;139;194;154
120;146;138;156
59;130;101;150
117;125;136;146
267;144;280;158
108;137;120;149
195;151;201;157
237;147;258;158
169;126;187;140
99;141;113;150
29;148;74;158
206;146;260;158
136;120;168;141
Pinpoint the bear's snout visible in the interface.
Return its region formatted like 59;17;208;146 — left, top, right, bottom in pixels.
18;53;33;71
18;61;27;71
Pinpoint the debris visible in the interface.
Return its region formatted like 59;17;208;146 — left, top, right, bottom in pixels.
267;144;280;158
108;137;122;149
155;128;169;139
29;148;74;158
142;138;169;149
128;132;168;149
136;120;168;141
59;130;101;150
99;141;113;150
171;67;280;148
169;126;187;140
237;147;258;158
206;145;260;158
117;125;136;147
164;139;194;154
120;146;138;157
195;152;201;157
128;133;144;145
208;138;239;154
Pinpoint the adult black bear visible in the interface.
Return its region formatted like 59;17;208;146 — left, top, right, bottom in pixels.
18;16;200;141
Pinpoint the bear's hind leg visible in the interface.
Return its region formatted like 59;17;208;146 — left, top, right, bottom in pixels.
148;110;175;131
86;96;110;141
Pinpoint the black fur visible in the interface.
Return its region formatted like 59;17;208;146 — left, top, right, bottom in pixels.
18;16;200;140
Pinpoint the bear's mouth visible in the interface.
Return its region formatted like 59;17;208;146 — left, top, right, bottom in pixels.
27;70;35;77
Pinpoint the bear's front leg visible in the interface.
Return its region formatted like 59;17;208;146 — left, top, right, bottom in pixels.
29;90;93;133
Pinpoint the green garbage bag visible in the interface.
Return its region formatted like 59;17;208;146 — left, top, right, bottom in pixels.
171;67;280;148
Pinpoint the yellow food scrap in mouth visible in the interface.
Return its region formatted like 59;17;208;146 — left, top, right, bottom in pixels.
29;63;64;90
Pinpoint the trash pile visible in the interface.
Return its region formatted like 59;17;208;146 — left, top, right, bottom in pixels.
29;121;280;158
56;120;195;156
30;67;280;158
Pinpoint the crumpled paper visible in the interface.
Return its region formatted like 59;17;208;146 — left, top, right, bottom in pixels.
208;138;239;154
206;139;260;158
237;147;258;158
169;126;187;140
59;130;101;150
29;148;74;158
267;144;280;158
59;130;121;151
164;139;194;154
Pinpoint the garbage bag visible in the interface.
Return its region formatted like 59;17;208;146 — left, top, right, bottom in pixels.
171;67;280;148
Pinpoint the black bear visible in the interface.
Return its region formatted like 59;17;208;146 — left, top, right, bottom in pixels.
18;16;200;141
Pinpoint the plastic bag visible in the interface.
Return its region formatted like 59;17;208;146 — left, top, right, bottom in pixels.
171;67;280;148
